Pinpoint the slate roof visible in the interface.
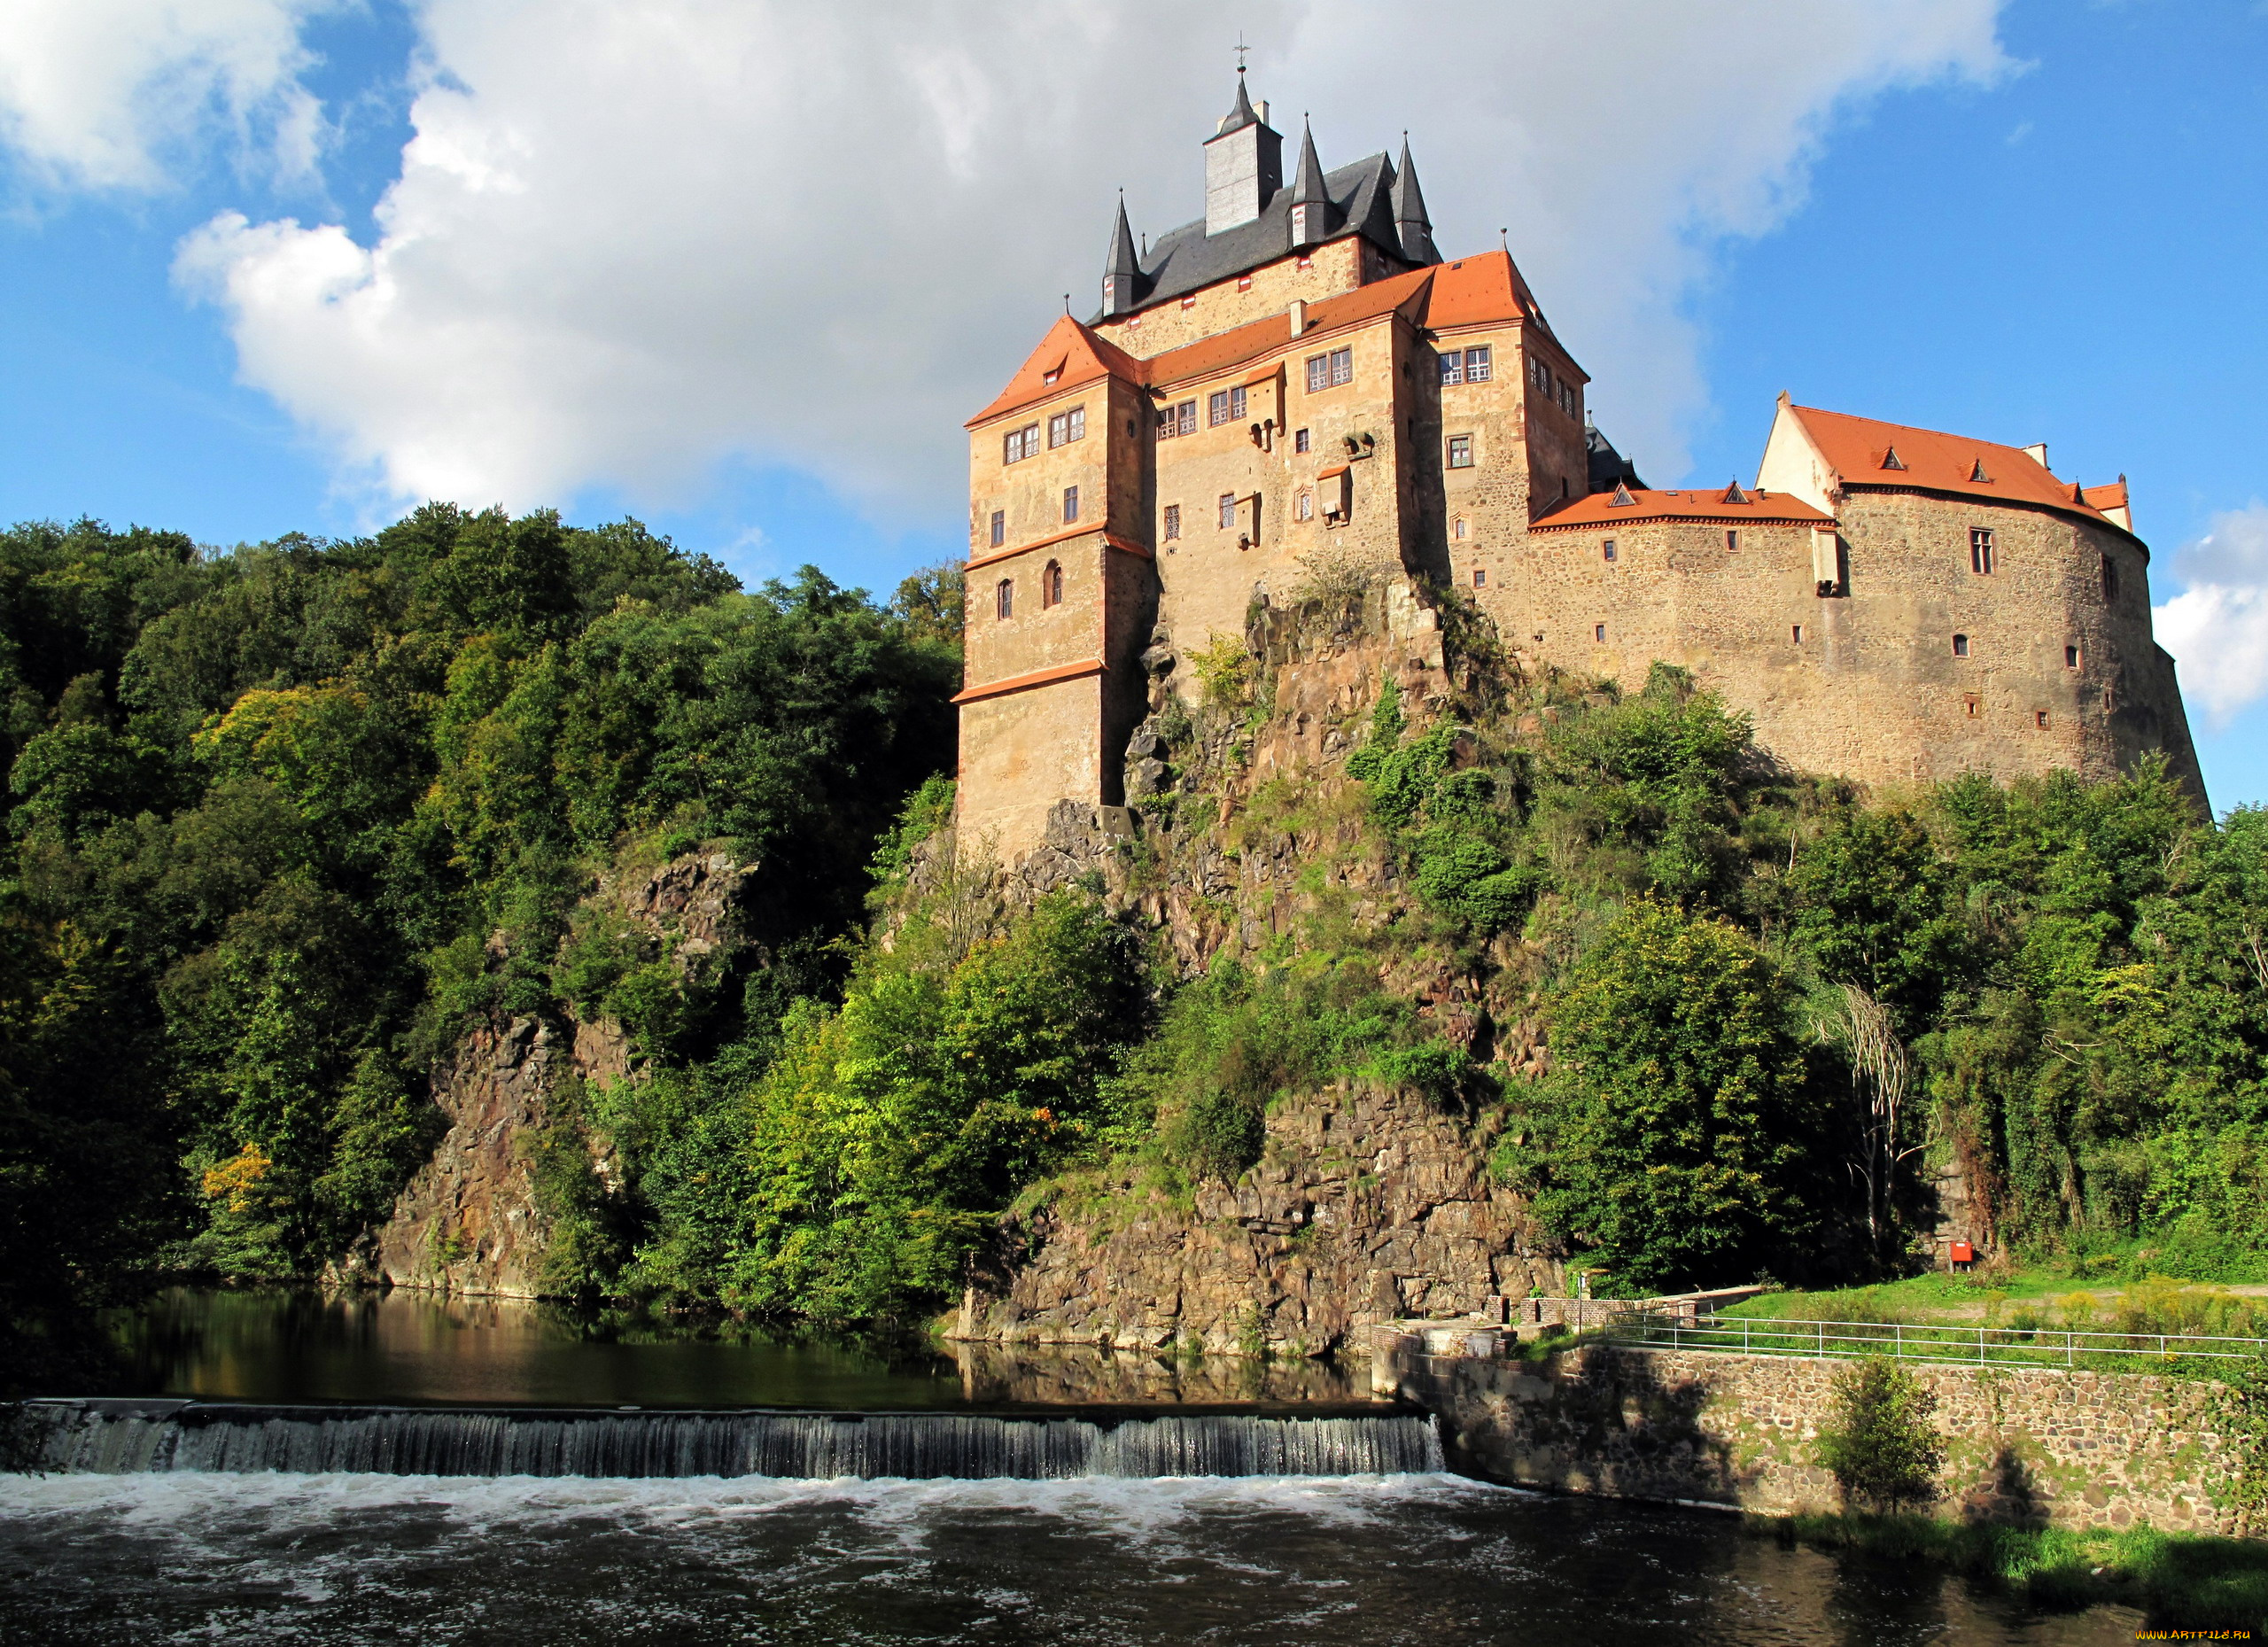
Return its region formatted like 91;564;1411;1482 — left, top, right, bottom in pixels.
1586;424;1646;493
1091;152;1416;322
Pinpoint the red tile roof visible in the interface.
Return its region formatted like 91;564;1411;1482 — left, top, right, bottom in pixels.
1787;404;2121;531
2083;479;2129;515
1424;248;1550;340
1532;485;1832;532
967;315;1148;427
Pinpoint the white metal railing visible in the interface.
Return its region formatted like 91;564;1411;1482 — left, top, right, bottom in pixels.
1598;1312;2268;1371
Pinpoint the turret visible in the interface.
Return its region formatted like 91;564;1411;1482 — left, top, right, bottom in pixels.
1288;118;1332;250
1101;194;1142;318
1392;136;1439;266
1203;70;1282;236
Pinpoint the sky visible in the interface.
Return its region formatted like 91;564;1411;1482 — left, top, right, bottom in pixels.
1;0;2263;808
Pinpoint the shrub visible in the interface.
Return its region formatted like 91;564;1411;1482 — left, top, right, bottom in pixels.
1814;1356;1945;1511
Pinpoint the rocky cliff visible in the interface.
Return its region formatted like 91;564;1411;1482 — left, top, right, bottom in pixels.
340;850;749;1297
946;572;1566;1355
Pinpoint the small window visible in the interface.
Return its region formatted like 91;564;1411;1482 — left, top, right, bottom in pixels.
2035;709;2050;729
1603;539;1617;562
1236;275;1252;292
996;579;1013;620
1177;400;1197;437
1464;346;1491;382
1062;486;1079;524
1163;503;1181;541
1181;296;1196;310
1964;694;1981;719
1004;423;1039;463
1218;493;1236;531
1970;527;1994;574
1531;357;1548;392
1473;568;1487;588
1330;347;1351;386
1725;529;1740;552
1792;624;1803;643
1452;517;1468;540
1446;434;1473;470
1157;408;1175;439
1594;624;1607;643
1208;385;1247;427
1296;255;1311;269
1306;354;1327;392
989;510;1005;548
1562;384;1576;416
1439;351;1463;385
1294;428;1310;454
1042;561;1063;608
1043;369;1060;386
2065;644;2080;669
1953;633;1970;657
2101;554;2120;601
2105;687;2117;713
1295;490;1313;522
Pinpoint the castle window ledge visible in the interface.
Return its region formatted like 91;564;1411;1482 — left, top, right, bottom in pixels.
966;525;1151;574
951;658;1107;705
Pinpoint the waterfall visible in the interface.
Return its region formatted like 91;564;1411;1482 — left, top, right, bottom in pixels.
31;1401;1443;1480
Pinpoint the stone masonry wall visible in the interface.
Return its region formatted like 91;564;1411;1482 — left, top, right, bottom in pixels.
1381;1338;2244;1535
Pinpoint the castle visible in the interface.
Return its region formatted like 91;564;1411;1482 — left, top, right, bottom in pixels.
956;74;2203;856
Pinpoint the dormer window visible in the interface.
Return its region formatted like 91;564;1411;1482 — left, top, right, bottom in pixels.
1042;368;1061;386
1181;296;1197;310
1237;275;1253;292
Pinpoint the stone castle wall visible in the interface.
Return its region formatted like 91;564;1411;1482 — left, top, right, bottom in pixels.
1380;1337;2245;1535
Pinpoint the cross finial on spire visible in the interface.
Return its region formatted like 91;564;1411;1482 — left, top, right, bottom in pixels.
1235;33;1249;72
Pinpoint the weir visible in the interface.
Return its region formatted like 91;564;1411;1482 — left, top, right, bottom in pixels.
30;1400;1442;1481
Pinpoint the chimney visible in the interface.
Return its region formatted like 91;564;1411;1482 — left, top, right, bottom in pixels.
2023;442;2049;470
1289;299;1306;337
1256;100;1269;125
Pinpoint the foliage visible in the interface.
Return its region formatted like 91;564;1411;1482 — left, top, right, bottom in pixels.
1813;1355;1946;1511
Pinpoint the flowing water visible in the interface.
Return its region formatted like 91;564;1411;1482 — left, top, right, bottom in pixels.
2;1289;2144;1644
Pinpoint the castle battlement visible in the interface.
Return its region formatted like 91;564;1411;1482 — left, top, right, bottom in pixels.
955;76;2202;857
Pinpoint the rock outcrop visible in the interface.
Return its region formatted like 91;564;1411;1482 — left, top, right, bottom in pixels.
342;849;748;1298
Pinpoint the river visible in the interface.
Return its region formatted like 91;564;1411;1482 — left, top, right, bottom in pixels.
2;1288;2142;1645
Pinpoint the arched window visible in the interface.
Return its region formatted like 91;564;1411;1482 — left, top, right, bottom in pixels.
1294;490;1313;522
1042;561;1063;608
996;579;1013;620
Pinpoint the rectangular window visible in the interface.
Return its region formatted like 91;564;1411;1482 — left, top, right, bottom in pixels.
2035;709;2050;728
1294;427;1310;454
989;510;1005;548
1181;296;1196;310
1218;493;1237;531
1330;346;1351;386
1464;346;1492;382
1157;407;1175;439
1725;529;1740;552
1953;633;1970;657
1472;568;1486;588
996;579;1013;620
1177;400;1196;437
1594;624;1607;642
1446;434;1473;469
1438;351;1463;385
1306;353;1329;392
1062;486;1079;524
1970;527;1995;574
1047;407;1085;448
1295;491;1312;522
2101;554;2120;601
1163;503;1181;541
1236;275;1252;291
1964;694;1981;719
1792;624;1804;643
2065;644;2080;668
1603;540;1617;562
1208;386;1247;426
1003;423;1039;463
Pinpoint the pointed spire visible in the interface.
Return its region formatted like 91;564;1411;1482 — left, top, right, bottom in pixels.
1392;133;1439;265
1218;68;1259;135
1101;193;1142;318
1288;117;1332;249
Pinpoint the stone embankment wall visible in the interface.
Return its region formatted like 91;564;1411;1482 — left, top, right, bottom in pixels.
335;850;748;1298
1378;1333;2243;1535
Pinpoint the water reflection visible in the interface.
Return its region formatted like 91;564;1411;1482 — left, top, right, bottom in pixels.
105;1288;1372;1410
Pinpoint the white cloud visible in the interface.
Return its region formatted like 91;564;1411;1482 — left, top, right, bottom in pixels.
161;0;2008;524
2155;501;2268;725
0;0;337;192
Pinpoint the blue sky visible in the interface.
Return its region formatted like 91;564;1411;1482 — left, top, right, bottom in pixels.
1;0;2262;807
